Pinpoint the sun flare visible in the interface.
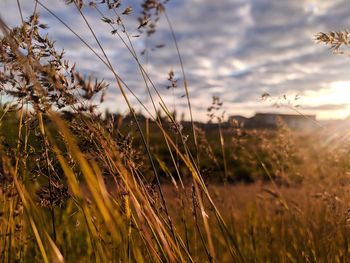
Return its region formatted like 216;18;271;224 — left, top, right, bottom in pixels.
302;81;350;119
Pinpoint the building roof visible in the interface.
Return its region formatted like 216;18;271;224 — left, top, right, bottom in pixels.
253;113;316;119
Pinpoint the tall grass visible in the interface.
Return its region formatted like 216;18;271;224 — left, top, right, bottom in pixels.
1;1;350;262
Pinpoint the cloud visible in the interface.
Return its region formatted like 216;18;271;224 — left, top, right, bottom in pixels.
1;0;350;120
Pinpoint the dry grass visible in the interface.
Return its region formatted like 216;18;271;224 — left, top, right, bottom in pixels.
1;1;350;262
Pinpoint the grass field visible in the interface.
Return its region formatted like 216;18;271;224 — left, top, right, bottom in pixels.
1;1;350;262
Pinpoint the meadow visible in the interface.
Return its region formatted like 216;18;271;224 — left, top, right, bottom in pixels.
1;1;350;262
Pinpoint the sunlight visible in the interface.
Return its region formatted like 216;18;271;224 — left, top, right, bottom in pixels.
302;81;350;119
304;81;350;105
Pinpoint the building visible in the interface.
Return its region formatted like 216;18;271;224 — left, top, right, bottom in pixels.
228;115;248;127
229;113;317;130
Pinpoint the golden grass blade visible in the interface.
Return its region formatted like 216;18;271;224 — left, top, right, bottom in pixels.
45;232;65;263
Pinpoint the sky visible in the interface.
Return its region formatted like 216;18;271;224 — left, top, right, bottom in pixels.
1;0;350;121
